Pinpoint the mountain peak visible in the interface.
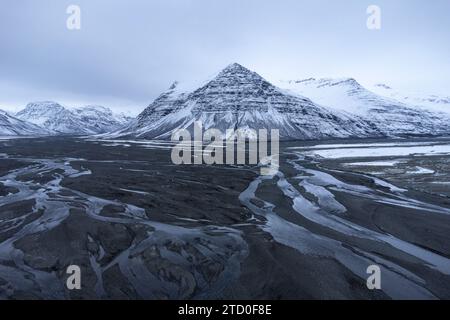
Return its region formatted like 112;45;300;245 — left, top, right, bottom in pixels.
218;63;255;76
17;102;66;121
23;101;64;110
205;62;269;88
222;62;248;71
168;81;179;90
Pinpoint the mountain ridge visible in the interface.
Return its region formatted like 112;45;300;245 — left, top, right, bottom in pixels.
3;63;450;139
279;76;450;136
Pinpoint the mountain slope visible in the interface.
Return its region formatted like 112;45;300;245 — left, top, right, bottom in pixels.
107;63;382;140
370;83;450;114
16;102;132;135
0;109;49;136
280;78;450;136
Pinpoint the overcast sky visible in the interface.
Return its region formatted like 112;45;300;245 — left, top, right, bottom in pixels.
1;0;449;114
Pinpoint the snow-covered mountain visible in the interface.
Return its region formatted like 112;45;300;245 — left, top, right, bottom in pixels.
16;102;132;135
280;78;450;136
16;102;78;134
105;63;382;140
0;109;49;136
72;105;133;133
370;83;450;114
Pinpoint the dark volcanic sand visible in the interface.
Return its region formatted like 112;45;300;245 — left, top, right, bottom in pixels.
0;137;449;299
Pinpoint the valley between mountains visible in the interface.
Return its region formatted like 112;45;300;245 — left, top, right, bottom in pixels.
1;63;450;299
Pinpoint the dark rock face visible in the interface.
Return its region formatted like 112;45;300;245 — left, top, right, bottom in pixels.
137;81;188;127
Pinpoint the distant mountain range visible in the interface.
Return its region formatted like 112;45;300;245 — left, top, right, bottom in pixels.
0;102;133;135
1;63;449;139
